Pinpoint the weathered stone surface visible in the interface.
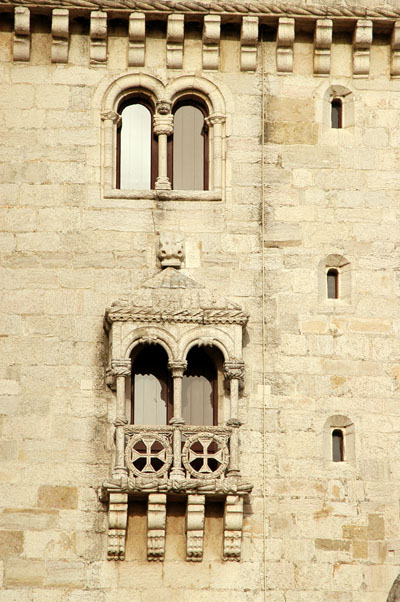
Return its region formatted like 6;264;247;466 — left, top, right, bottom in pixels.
1;1;400;600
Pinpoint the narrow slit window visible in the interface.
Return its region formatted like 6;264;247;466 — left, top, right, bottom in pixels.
331;98;342;129
332;429;344;462
327;268;339;299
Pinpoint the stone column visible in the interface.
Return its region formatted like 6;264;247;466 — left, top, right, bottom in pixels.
168;360;187;479
111;359;131;479
168;359;187;419
154;100;173;190
205;113;226;192
101;110;121;190
224;361;245;478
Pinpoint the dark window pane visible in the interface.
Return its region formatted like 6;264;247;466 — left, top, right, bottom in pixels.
131;346;171;425
332;429;344;462
331;99;342;129
182;347;217;425
327;268;338;299
173;105;204;190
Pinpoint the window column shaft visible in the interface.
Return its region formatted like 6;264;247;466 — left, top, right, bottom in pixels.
154;102;173;190
206;113;225;193
111;359;131;478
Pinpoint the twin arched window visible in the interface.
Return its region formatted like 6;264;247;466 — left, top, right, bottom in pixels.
130;343;219;426
116;95;208;191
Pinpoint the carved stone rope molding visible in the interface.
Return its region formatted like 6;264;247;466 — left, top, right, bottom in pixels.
2;0;400;21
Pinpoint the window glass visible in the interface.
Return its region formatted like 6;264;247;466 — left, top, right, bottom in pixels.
182;347;216;425
173;105;205;190
331;99;342;129
131;346;171;425
332;429;344;462
327;268;338;299
120;103;151;190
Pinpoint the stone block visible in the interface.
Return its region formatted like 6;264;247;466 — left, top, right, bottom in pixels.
37;486;78;510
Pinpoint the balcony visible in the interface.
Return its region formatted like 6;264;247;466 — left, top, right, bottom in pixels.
100;420;253;562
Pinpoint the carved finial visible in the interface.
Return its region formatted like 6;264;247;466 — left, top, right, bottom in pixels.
158;233;184;269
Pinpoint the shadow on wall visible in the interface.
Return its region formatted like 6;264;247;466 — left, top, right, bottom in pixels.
388;575;400;601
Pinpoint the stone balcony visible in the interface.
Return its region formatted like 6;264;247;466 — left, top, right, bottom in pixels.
100;419;253;562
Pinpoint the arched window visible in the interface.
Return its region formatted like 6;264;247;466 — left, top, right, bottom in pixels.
117;97;158;190
332;429;344;462
331;98;342;129
327;268;339;299
182;346;217;425
170;98;209;191
130;345;172;425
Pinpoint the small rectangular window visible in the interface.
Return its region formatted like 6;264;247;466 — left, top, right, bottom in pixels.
332;429;344;462
331;99;342;129
327;268;338;299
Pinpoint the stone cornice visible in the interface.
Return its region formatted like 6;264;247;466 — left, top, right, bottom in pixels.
1;1;400;22
105;305;249;326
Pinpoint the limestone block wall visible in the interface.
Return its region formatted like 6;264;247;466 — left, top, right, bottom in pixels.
0;2;400;601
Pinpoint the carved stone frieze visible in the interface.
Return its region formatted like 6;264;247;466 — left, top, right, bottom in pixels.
147;493;167;561
106;304;249;326
9;0;400;22
186;494;205;561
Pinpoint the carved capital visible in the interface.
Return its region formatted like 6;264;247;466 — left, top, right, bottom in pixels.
101;110;122;126
114;416;128;427
205;112;226;127
168;360;187;377
153;113;173;136
224;361;245;381
111;359;131;378
156;100;172;115
226;418;242;428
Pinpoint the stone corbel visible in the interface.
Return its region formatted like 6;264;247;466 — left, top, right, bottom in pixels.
90;10;107;65
128;12;145;67
167;14;184;69
314;19;332;77
276;17;295;74
240;16;259;72
51;9;69;64
353;19;372;78
147;493;167;560
391;22;400;78
223;495;244;561
107;492;128;560
203;15;221;71
186;494;205;561
13;7;30;62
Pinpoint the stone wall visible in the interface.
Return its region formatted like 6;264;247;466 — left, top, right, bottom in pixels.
1;4;400;601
